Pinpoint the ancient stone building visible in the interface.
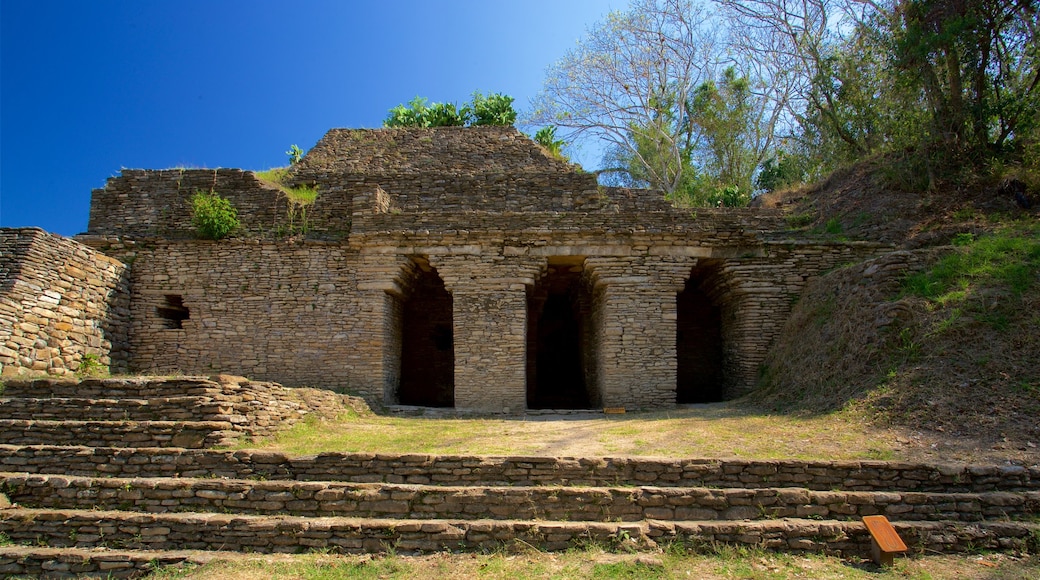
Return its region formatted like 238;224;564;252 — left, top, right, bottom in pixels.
1;126;885;412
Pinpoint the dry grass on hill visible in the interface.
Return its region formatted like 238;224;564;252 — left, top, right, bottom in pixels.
753;159;1040;466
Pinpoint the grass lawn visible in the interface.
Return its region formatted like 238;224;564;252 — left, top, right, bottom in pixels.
150;547;1039;579
242;401;1010;464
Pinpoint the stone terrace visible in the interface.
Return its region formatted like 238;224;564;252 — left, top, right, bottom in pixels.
0;378;1037;577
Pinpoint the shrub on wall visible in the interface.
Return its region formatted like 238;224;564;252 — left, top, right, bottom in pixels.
190;190;240;240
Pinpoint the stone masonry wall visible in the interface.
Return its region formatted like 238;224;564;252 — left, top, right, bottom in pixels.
108;240;370;394
71;232;885;410
0;448;1035;492
0;228;129;377
4;473;1037;523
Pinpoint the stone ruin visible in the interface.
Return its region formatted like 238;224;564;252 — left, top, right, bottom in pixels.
1;126;888;412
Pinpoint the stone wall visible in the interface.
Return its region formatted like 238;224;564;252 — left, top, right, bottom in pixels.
111;240;369;392
1;508;1033;557
0;228;129;377
3;473;1036;523
69;232;884;410
1;447;1035;492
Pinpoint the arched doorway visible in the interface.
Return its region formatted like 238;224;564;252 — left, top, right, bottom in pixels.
676;263;724;403
398;259;454;407
527;257;597;409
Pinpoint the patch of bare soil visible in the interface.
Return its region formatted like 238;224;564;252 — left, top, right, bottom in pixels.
753;160;1040;466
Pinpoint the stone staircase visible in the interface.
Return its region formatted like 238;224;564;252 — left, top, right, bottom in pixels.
0;378;1037;577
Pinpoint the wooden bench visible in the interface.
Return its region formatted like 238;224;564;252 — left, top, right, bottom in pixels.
862;515;908;566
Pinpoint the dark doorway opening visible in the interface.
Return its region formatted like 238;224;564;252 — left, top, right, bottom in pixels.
676;266;724;403
527;258;595;409
399;262;454;407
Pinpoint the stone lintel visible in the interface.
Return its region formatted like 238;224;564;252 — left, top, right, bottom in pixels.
710;246;767;259
647;246;713;257
360;245;484;256
595;276;650;286
525;245;633;257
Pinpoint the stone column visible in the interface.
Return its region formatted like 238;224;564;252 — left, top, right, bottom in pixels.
585;256;694;409
353;254;415;404
432;254;544;412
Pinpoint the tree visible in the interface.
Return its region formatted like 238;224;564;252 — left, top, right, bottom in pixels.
721;0;1040;180
528;0;790;205
384;93;517;128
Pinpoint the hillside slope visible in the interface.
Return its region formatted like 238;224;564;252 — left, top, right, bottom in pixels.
753;161;1040;464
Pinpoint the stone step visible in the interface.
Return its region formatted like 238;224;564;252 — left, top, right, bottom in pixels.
0;445;1036;492
0;546;238;578
0;396;235;423
2;472;1037;523
0;507;1036;556
1;377;226;400
0;421;235;449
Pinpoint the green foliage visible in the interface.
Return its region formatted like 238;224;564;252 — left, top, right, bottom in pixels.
285;144;303;165
689;67;757;196
823;218;843;235
190;190;240;240
383;93;517;128
756;151;806;193
904;224;1040;301
533;126;567;160
76;353;106;378
469;91;516;126
602;66;759;208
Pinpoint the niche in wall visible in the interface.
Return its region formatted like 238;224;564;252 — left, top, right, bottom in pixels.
156;295;189;330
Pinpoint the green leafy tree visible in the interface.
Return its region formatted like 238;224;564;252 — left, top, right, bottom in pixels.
755;150;806;193
724;0;1039;181
190;190;239;240
529;0;787;205
688;67;758;201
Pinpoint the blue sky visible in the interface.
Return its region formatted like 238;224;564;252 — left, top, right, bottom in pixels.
1;0;617;236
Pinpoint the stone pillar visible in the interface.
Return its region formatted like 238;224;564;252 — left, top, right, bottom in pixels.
433;255;544;412
585;256;694;409
353;254;415;404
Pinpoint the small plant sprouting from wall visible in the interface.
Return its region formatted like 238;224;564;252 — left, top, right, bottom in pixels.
76;353;107;378
190;190;240;240
286;144;304;165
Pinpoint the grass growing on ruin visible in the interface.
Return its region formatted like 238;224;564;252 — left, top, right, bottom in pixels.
147;547;1040;580
245;403;912;462
903;222;1040;303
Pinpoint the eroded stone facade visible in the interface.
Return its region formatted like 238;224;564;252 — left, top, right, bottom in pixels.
3;126;889;411
0;228;129;377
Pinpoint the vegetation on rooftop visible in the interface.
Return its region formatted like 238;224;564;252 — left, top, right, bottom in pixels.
383;91;517;128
